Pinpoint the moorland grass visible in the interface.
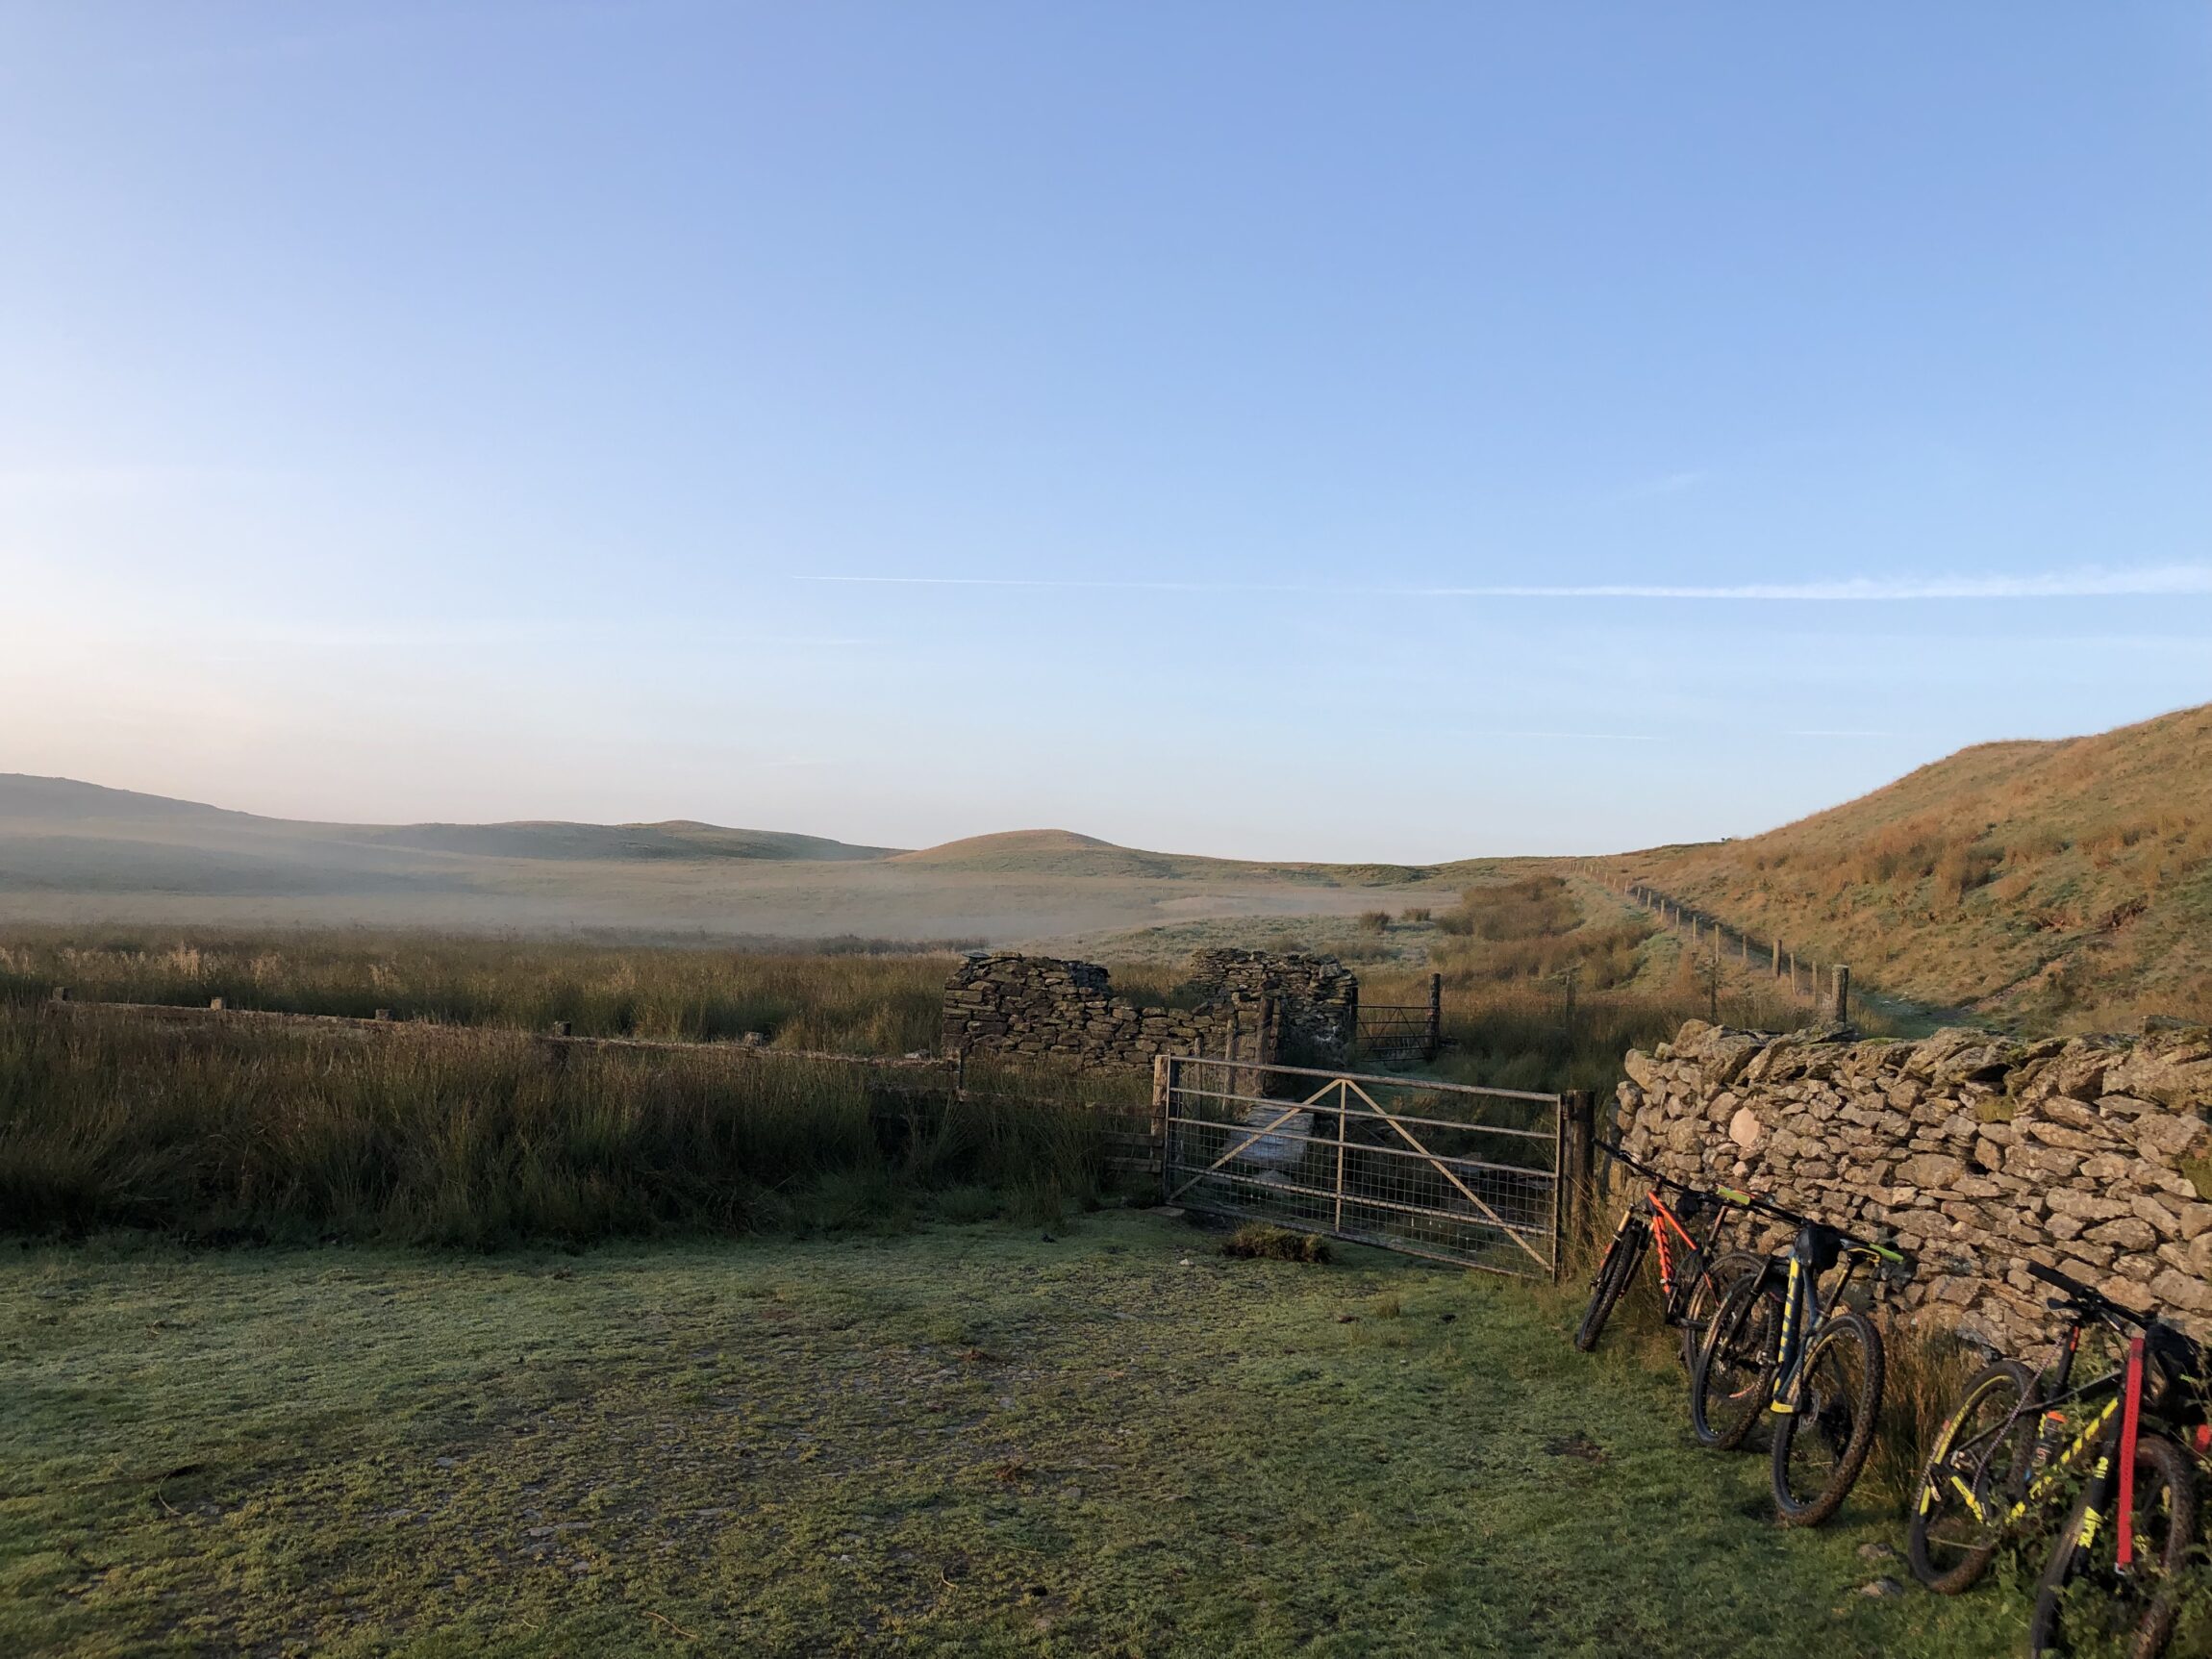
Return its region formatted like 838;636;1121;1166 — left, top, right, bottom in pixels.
0;927;954;1054
0;1213;2027;1658
0;1004;1136;1246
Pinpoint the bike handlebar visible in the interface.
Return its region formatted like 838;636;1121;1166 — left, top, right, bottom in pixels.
2029;1259;2147;1329
1595;1138;1724;1204
1713;1184;1908;1267
1596;1140;1906;1268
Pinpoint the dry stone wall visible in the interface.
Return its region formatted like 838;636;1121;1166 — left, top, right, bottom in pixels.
1185;949;1358;1065
1615;1020;2212;1351
942;950;1356;1072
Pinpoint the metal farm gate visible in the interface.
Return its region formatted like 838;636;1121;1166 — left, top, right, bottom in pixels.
1159;1055;1565;1278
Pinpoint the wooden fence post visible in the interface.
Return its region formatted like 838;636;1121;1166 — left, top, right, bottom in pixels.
1424;973;1442;1064
1832;966;1850;1022
1563;1089;1596;1247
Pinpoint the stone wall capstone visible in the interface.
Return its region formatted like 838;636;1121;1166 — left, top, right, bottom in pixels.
941;950;1356;1072
1614;1020;2212;1352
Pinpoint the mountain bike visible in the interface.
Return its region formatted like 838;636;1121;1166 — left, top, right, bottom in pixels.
1688;1189;1910;1526
1905;1258;2207;1657
1572;1139;1764;1369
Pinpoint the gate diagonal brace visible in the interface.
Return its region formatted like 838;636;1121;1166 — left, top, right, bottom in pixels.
1165;1098;1313;1206
1341;1080;1551;1270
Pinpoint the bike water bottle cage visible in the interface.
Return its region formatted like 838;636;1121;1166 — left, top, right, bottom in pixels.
1796;1224;1842;1273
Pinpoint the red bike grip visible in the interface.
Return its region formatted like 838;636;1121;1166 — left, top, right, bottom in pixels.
2117;1336;2145;1571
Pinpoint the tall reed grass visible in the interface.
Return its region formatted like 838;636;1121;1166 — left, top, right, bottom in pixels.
0;926;951;1053
0;1005;1126;1246
1359;973;1846;1099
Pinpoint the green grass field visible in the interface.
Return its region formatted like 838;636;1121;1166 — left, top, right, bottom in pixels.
1;1212;2028;1658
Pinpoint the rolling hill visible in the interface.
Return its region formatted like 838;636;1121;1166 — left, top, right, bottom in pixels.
0;776;1455;945
0;774;902;894
1614;702;2212;1030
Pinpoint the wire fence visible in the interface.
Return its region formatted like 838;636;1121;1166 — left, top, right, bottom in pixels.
1611;878;1851;1018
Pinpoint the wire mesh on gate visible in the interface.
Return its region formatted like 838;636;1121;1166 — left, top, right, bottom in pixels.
1355;1004;1435;1064
1160;1055;1563;1277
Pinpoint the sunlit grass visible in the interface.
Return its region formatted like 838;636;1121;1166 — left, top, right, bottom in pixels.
0;926;954;1054
0;1215;2027;1658
0;1004;1133;1246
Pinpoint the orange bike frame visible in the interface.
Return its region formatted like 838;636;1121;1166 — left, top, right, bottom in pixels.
1646;1193;1701;1297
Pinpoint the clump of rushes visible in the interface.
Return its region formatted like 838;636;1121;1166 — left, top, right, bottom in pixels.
0;926;959;1054
0;1005;1136;1246
1221;1223;1330;1264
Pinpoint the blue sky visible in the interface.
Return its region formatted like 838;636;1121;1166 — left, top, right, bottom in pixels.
3;3;2208;860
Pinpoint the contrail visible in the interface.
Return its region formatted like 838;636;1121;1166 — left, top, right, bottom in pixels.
796;565;2212;600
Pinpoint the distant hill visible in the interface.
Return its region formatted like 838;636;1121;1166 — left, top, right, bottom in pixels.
893;828;1448;887
1617;703;2212;1029
0;775;251;824
0;774;902;896
0;776;1456;943
355;819;895;864
893;830;1195;878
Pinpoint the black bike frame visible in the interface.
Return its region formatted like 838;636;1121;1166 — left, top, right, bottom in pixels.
1926;1275;2210;1572
1769;1235;1871;1414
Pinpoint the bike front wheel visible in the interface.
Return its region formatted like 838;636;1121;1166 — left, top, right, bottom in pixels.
2027;1431;2199;1659
1907;1357;2039;1595
1677;1247;1764;1372
1572;1227;1646;1354
1771;1309;1884;1527
1689;1265;1779;1451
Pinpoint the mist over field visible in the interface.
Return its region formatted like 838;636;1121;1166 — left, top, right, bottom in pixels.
0;774;1461;951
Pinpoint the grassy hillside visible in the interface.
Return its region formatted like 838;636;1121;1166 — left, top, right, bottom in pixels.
1618;702;2212;1031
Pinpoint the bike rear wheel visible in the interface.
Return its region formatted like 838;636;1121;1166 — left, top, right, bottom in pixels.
1907;1358;2039;1595
2027;1432;2198;1659
1572;1227;1646;1354
1690;1265;1779;1450
1772;1309;1884;1527
1677;1248;1764;1372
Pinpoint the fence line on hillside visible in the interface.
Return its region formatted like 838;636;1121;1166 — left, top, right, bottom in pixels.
1601;878;1852;1022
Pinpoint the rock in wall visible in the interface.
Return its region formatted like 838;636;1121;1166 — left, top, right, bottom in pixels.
1614;1020;2212;1350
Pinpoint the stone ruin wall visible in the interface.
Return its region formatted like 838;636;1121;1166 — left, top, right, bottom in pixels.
941;950;1357;1072
1185;948;1358;1064
1614;1020;2212;1352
